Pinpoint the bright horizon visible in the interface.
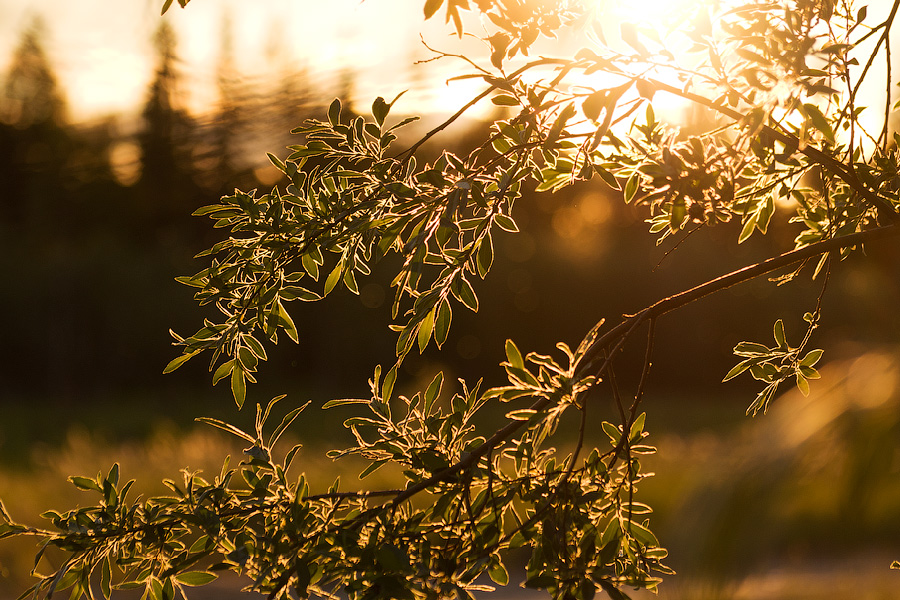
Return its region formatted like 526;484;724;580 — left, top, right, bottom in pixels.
0;0;711;125
1;0;891;139
0;0;495;123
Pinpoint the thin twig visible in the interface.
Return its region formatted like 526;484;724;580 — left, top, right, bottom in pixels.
576;223;900;379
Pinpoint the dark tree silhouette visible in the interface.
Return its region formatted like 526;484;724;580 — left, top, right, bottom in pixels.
0;17;66;129
136;21;200;227
0;17;71;227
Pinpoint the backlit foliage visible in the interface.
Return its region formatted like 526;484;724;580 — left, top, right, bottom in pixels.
3;0;900;598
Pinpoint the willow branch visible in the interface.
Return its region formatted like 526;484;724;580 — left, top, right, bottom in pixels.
645;78;900;223
577;223;900;378
396;57;564;160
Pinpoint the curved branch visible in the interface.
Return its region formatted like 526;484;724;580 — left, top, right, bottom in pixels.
397;57;565;160
577;223;900;378
337;224;900;525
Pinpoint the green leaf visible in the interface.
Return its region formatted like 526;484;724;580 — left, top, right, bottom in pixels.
492;94;519;106
281;286;322;302
628;412;646;442
196;418;256;443
624;173;639;202
372;96;389;126
212;360;235;386
163;349;201;374
800;348;824;367
174;572;218;587
434;298;452;347
69;476;100;492
773;319;786;349
328;98;342;125
343;268;359;295
231;368;247;408
738;213;758;243
277;301;299;344
322;398;368;409
424;371;443;414
324;263;342;296
452;276;479;311
506;409;537;421
505;339;525;370
244;335;268;361
723;359;753;382
269;403;309;448
488;559;509;586
267;152;286;173
100;558;112;600
476;231;494;279
161;0;174;14
799;365;820;379
163;577;175;600
417;309;435;353
494;214;519;232
734;341;771;356
601;421;621;444
383;365;397;403
627;520;659;547
359;460;388;479
796;373;810;396
803;103;835;144
107;463;120;488
592;164;621;190
756;195;775;234
301;253;319;279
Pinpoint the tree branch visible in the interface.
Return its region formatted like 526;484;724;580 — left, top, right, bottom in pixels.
577;223;900;378
646;77;900;223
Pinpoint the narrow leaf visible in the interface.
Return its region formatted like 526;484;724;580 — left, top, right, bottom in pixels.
324;263;342;296
278;301;300;344
434;298;452;347
476;231;494;279
212;360;235;386
723;359;753;382
800;348;824;367
231;368;247;408
174;572;218;587
773;319;786;349
417;309;435;354
452;276;479;311
505;339;525;370
196;418;256;442
163;350;201;374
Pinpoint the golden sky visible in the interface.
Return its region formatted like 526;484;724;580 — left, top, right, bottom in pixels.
2;0;893;129
0;0;490;122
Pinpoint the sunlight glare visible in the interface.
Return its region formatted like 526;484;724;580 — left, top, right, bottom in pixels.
598;0;698;36
579;0;711;126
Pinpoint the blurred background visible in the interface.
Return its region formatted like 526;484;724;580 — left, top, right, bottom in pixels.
0;0;899;598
